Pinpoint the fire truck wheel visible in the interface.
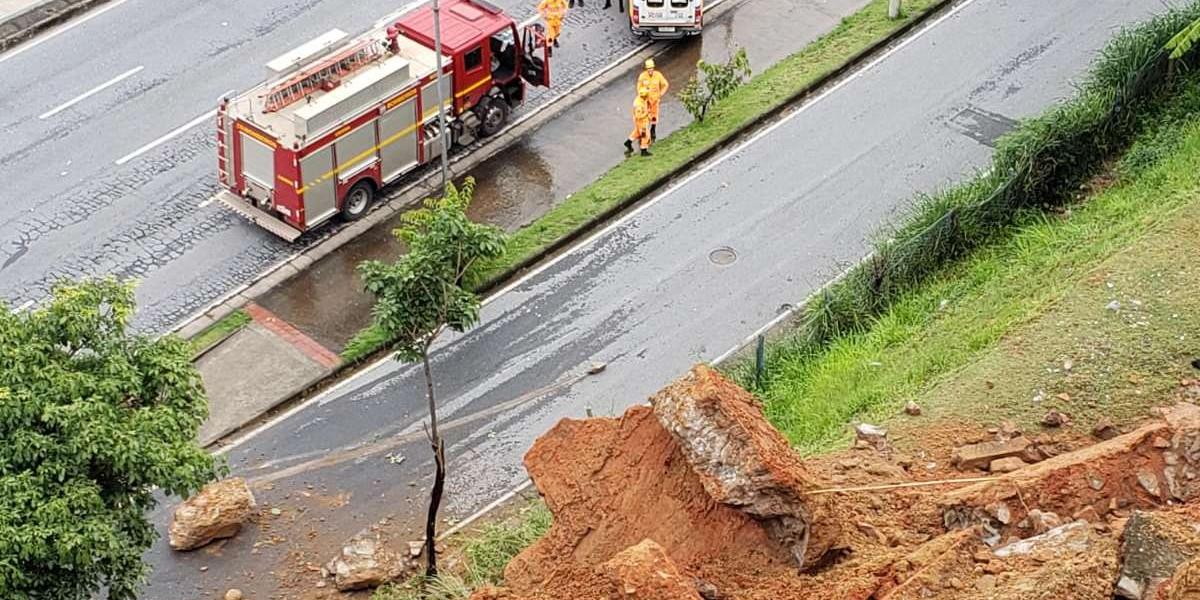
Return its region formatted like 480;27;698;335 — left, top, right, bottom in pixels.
340;181;375;221
476;96;510;138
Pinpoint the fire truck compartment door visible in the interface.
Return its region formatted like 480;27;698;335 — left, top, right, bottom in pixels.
520;24;550;87
380;98;419;182
300;147;338;226
335;123;377;182
240;133;275;191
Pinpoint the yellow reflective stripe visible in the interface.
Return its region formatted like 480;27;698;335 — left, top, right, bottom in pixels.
296;121;421;194
455;75;492;99
237;123;278;149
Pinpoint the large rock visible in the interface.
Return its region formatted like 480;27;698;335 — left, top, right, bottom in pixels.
325;529;406;591
601;539;702;600
168;478;256;551
952;437;1031;471
1118;506;1200;599
651;365;836;567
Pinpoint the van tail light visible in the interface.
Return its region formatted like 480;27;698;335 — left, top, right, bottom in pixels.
632;5;639;24
694;5;702;24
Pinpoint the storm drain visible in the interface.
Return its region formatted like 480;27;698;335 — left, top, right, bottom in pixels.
709;246;738;265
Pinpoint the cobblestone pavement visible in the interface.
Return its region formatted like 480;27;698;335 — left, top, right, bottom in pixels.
0;0;642;331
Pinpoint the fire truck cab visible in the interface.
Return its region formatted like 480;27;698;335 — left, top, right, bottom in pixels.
216;0;551;241
629;0;703;39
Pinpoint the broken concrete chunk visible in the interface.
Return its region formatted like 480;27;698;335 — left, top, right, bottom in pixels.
855;423;890;452
1114;575;1144;600
1137;469;1161;498
325;530;406;591
168;478;256;551
1041;410;1067;428
1118;508;1200;597
904;401;921;416
601;539;702;600
952;437;1031;471
1093;418;1119;440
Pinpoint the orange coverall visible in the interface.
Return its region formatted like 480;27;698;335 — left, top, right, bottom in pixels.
629;95;652;150
637;68;669;124
537;0;568;45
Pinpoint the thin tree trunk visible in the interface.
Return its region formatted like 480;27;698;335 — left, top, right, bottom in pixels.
422;351;446;578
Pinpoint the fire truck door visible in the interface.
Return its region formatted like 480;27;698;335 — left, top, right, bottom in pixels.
300;146;337;226
520;24;550;87
379;96;419;182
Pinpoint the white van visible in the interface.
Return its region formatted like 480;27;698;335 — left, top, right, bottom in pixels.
629;0;703;39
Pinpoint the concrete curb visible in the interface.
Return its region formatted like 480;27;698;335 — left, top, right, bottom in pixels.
0;0;110;51
201;0;956;449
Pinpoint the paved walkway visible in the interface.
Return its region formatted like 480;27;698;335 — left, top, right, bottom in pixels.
0;0;46;20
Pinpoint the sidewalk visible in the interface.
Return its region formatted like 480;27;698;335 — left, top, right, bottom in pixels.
193;0;872;447
0;0;108;49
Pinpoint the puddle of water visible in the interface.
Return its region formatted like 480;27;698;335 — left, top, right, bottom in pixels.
258;0;869;353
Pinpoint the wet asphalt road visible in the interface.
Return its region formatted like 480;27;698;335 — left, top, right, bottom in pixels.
0;0;642;331
138;0;1178;596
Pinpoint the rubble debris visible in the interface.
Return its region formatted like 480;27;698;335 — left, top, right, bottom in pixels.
1094;418;1120;440
1041;410;1067;428
600;539;702;600
904;402;922;416
952;437;1031;471
325;529;406;591
168;478;256;551
224;590;244;600
855;422;890;452
1117;507;1200;599
1114;575;1144;599
651;365;836;567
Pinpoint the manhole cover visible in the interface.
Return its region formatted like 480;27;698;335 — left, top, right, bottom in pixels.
709;246;737;265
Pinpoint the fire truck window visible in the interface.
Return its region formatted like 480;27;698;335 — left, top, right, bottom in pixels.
464;46;483;72
490;32;516;79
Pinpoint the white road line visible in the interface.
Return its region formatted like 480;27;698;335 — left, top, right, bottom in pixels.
0;0;136;66
38;65;144;120
217;0;973;455
438;479;533;541
114;109;215;166
198;197;215;208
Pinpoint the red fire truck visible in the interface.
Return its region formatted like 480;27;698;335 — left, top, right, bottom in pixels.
215;0;551;241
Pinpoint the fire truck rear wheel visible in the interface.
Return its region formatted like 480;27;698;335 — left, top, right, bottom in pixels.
340;181;375;221
476;96;509;138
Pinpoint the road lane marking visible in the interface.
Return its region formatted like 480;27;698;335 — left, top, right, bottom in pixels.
38;65;144;120
114;109;215;165
0;0;136;66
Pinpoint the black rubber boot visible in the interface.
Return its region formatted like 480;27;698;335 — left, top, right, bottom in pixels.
650;124;657;141
553;39;560;48
624;139;634;152
604;0;611;7
640;148;652;157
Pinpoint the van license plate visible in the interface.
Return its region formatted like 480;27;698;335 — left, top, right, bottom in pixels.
659;26;676;32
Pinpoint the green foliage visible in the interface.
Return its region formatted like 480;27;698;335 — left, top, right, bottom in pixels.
358;178;506;363
679;47;752;122
0;279;218;600
188;309;250;356
462;502;552;586
1167;16;1200;59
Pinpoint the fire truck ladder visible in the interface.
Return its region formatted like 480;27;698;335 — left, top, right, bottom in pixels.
262;39;384;113
216;103;230;186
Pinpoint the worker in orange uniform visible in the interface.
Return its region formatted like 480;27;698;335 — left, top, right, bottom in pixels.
537;0;568;50
624;87;653;157
637;58;669;140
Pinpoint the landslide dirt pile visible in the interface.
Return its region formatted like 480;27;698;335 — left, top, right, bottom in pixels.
476;366;1200;600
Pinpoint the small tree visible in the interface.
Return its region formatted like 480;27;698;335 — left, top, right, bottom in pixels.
358;178;505;577
1166;16;1200;59
0;279;217;600
679;47;752;122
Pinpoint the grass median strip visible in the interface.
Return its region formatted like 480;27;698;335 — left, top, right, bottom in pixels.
188;309;250;357
340;0;944;363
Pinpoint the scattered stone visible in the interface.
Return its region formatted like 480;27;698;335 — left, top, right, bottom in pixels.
952;437;1031;471
269;507;282;516
1107;300;1122;312
947;577;963;590
854;423;890;452
408;541;424;558
989;502;1012;525
1022;509;1063;535
326;530;406;591
989;457;1028;473
694;580;721;600
1137;469;1161;498
1087;473;1105;491
1041;410;1067;428
588;362;608;375
999;421;1021;440
1093;419;1119;440
224;590;244;600
601;539;702;600
904;401;922;416
1154;436;1172;449
1114;575;1143;599
975;574;997;593
1020;444;1047;464
169;478;257;551
995;521;1092;558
